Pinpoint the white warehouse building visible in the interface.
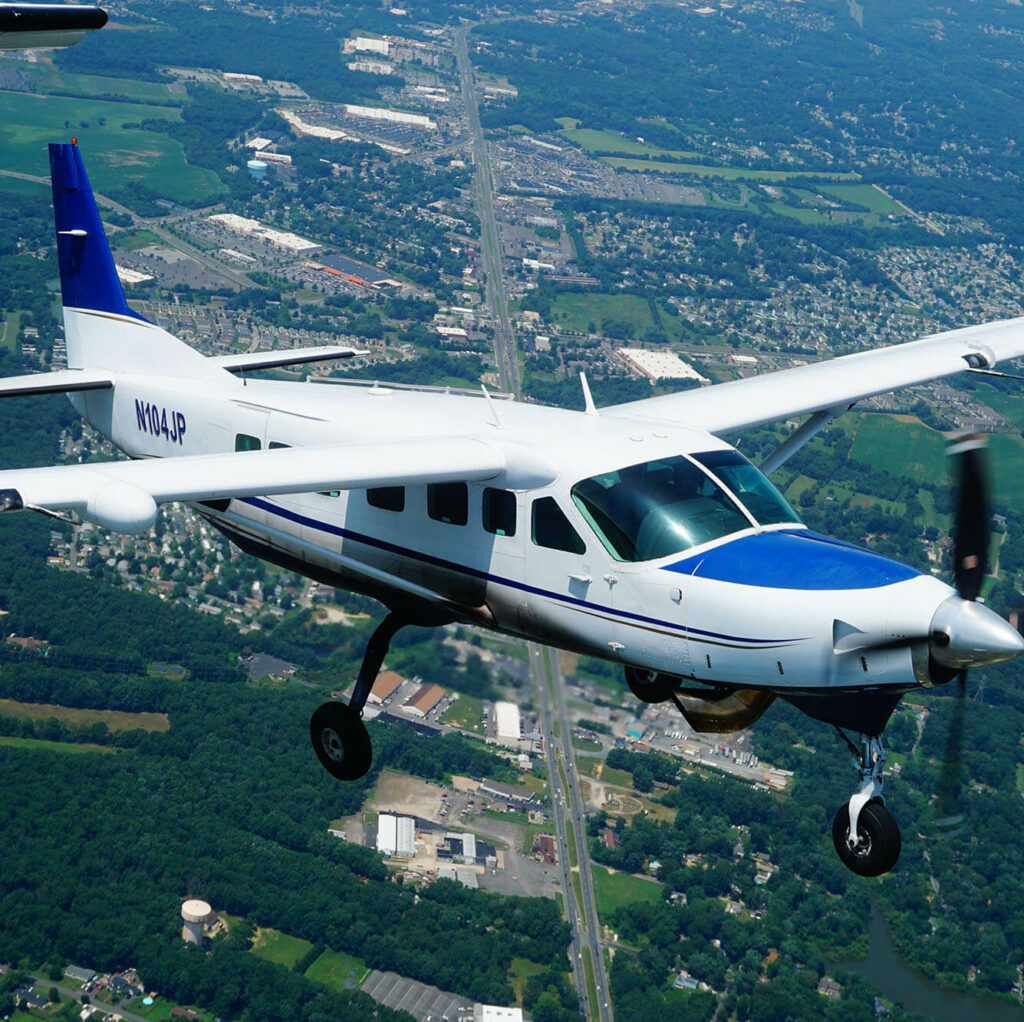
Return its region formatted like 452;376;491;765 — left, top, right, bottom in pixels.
494;701;521;742
377;813;416;857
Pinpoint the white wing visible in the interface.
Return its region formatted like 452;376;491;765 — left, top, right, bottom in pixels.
610;316;1024;433
0;437;509;533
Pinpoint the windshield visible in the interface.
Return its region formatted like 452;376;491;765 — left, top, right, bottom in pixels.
571;455;752;562
692;450;800;526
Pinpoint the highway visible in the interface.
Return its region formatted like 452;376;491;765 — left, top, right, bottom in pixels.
533;643;614;1022
452;24;522;399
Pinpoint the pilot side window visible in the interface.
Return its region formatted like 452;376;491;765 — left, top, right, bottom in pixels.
368;486;405;512
428;482;468;525
482;487;516;536
532;497;585;554
236;433;261;452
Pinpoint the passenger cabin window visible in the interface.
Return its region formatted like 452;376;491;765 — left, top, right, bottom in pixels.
532;497;585;554
482;487;516;536
571;454;756;562
236;433;261;452
368;486;405;512
428;482;468;525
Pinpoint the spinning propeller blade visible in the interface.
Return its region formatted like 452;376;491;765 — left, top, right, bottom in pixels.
950;434;989;602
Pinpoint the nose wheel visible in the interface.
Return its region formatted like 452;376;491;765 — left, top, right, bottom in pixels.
831;730;901;876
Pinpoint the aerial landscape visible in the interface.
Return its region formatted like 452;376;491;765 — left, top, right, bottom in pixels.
4;0;1024;1020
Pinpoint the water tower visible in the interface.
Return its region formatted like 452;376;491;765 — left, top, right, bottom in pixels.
247;159;267;181
181;899;212;945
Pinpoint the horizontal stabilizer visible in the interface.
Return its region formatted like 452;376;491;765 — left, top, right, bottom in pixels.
0;368;112;398
209;346;366;373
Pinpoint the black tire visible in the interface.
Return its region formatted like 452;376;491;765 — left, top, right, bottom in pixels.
624;665;677;704
832;799;901;877
310;702;372;781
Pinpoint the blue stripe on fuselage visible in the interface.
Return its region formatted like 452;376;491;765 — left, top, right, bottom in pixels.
237;496;803;647
663;530;920;590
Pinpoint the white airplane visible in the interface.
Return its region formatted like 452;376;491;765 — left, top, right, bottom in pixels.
0;3;106;49
3;142;1024;877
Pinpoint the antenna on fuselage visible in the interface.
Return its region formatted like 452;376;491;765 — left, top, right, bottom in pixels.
481;384;502;428
580;372;598;416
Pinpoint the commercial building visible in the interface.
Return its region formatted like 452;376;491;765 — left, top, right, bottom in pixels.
377;813;416;857
404;683;445;717
344;103;437;130
618;348;709;383
207;213;321;254
494;701;521;741
368;669;404;705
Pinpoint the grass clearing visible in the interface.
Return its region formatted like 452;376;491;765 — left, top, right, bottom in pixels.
113;228;164;250
1;311;20;352
441;694;485;734
251;928;312;968
305;949;371;991
20;64;181;104
0;735;117;754
131;998;215;1022
1016;764;1024;794
0;91;223;205
572;736;603;752
559;127;700;160
591;865;663;919
602;156;856;182
819;183;904;214
508;957;547;1006
0;698;169;732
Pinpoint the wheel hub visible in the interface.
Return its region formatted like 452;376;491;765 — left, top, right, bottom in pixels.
320;727;345;762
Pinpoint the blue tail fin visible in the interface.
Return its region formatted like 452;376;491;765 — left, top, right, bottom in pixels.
49;141;148;323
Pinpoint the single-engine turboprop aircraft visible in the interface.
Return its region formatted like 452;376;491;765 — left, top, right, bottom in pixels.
2;143;1023;876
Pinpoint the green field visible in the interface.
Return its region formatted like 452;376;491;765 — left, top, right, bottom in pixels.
251;928;312;968
850;414;947;481
20;64;182;105
559;127;700;160
0;91;223;204
819;182;904;214
591;865;663;918
603;155;857;183
546;292;688;341
581;946;599;1020
1;312;20;352
440;694;485;734
113;228;164;251
0;735;117;754
508;957;547;1005
0;698;169;732
304;949;371;991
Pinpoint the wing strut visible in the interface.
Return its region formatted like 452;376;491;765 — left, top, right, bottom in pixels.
760;403;850;475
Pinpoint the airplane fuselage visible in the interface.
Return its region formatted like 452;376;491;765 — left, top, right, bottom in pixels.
71;370;956;704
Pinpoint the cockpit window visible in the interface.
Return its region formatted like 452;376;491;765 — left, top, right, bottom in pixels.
692;450;800;526
571;455;752;562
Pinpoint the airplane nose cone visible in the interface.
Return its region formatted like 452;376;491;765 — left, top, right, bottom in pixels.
930;596;1024;669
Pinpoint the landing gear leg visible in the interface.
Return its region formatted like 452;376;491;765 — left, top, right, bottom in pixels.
310;612;407;782
831;731;901;877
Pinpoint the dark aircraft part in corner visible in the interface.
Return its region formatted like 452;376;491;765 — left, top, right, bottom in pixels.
671;686;777;734
0;488;23;512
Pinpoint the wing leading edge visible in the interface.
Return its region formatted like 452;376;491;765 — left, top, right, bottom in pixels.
0;436;508;533
610;315;1024;434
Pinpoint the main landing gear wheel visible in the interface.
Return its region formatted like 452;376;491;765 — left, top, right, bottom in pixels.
624;665;677;704
310;702;372;781
831;799;901;877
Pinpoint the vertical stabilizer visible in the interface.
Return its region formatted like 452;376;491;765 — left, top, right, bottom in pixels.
49;141;228;380
50;141;147;323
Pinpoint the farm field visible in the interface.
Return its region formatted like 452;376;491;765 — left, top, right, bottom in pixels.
0;698;169;732
602;156;857;183
0;91;223;204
